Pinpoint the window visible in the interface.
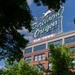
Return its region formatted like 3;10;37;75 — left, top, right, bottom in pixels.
48;63;52;70
70;47;75;55
48;52;51;60
65;36;75;44
72;60;75;64
34;44;46;52
72;60;75;68
25;57;31;62
48;52;51;57
70;47;75;50
34;54;45;61
35;64;44;71
48;39;62;48
25;48;32;54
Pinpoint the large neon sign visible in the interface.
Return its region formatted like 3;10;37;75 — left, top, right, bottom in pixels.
31;6;64;38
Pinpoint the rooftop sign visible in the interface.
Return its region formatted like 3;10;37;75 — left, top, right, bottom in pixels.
31;6;64;39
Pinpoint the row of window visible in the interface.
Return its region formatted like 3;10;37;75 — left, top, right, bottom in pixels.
35;64;44;70
25;49;75;62
34;54;45;61
25;44;46;54
25;57;52;70
34;63;52;70
35;60;75;71
25;40;62;54
25;57;75;70
25;54;45;62
25;35;75;54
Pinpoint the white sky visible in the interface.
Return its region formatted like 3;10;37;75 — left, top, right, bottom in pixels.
26;0;33;6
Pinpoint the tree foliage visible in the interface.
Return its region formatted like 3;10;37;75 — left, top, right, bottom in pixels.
0;69;4;75
34;0;66;11
1;60;41;75
0;0;66;62
49;44;74;75
0;0;33;62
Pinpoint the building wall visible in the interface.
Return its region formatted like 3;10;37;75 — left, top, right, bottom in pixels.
23;30;75;70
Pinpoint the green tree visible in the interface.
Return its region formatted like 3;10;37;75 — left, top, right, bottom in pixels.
49;44;74;75
0;0;66;62
3;60;41;75
0;69;4;75
34;0;66;11
0;0;32;62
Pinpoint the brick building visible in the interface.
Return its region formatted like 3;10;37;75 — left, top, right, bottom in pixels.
23;30;75;70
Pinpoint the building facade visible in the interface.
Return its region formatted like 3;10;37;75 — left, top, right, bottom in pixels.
23;30;75;70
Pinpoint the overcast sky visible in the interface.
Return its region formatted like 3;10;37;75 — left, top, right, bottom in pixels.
26;0;33;6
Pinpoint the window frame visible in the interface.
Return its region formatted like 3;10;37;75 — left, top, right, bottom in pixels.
65;36;75;44
25;57;31;62
48;39;62;48
24;47;32;54
34;54;45;61
34;44;46;52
